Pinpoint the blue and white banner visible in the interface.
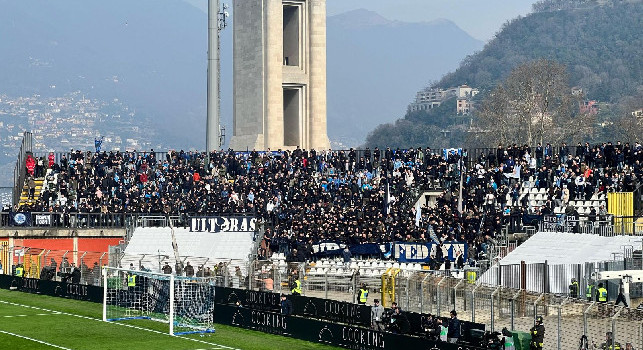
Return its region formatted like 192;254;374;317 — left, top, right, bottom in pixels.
394;241;467;263
10;212;32;227
443;148;463;160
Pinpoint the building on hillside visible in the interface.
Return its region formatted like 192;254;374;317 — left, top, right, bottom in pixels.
632;109;642;118
457;98;473;115
408;85;478;114
579;100;599;115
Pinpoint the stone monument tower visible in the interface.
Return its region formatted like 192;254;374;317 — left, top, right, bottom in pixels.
230;0;331;151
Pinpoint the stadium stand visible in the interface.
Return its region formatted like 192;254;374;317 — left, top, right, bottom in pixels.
13;142;641;269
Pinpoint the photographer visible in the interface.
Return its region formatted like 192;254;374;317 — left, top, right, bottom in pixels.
421;313;440;340
388;307;410;335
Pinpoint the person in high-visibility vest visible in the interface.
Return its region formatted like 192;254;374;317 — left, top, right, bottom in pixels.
597;283;608;302
358;283;369;305
127;273;137;288
15;264;24;277
586;281;595;301
291;278;302;296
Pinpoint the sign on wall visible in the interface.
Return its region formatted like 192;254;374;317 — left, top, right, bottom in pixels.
189;216;256;233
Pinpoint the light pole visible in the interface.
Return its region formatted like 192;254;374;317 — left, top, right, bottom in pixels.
206;0;229;152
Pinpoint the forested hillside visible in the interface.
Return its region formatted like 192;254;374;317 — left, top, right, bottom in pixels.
435;1;641;102
365;0;642;148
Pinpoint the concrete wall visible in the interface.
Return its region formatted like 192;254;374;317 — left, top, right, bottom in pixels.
231;0;265;150
231;0;329;151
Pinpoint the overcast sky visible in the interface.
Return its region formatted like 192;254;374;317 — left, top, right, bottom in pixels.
185;0;538;41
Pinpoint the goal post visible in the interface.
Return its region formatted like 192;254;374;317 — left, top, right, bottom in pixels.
102;266;216;335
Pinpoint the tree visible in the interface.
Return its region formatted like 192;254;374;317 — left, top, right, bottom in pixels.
474;59;595;146
613;87;643;143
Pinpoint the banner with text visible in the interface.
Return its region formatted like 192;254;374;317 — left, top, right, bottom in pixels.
394;241;467;263
189;216;256;233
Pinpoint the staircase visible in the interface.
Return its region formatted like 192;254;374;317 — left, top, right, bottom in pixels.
18;178;44;207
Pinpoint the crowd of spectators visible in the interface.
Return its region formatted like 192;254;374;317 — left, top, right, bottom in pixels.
17;141;643;265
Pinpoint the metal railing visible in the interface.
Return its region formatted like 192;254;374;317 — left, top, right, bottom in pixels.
539;215;643;236
12;131;32;206
0;245;109;286
240;258;643;350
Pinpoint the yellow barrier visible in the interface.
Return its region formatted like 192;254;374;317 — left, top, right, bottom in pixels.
381;267;400;307
0;241;8;273
608;192;634;234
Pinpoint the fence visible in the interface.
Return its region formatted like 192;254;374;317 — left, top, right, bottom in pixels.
0;245;109;286
539;215;643;236
241;259;643;350
13;131;32;206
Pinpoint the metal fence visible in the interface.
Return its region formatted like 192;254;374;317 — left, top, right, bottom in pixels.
0;245;109;286
240;259;643;350
539;215;643;236
13;131;32;206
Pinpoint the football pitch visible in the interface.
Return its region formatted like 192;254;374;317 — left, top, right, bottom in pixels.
0;289;342;350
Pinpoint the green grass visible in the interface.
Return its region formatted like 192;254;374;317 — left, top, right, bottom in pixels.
0;289;342;350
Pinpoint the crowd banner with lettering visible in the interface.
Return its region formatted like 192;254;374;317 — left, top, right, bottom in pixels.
189;216;256;233
0;275;102;303
394;241;467;263
9;212;32;227
313;242;390;257
215;304;485;350
35;214;52;226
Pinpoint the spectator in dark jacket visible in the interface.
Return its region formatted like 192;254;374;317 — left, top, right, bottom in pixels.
447;310;461;343
280;294;293;315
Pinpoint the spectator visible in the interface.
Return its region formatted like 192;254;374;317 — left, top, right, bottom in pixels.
371;299;385;331
280;294;293;315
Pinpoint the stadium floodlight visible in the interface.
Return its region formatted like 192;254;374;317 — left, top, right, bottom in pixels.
102;267;216;335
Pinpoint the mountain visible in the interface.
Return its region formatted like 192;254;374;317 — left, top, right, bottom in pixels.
326;9;483;146
434;0;642;102
365;0;643;148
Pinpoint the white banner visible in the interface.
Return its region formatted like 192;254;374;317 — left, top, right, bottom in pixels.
35;214;51;225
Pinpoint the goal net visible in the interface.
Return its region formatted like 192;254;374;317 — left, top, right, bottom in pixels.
102;267;216;335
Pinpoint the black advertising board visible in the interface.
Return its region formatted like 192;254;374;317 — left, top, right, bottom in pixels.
215;304;486;350
0;275;102;303
215;286;485;342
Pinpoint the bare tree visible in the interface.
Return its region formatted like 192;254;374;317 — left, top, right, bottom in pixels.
614;87;643;143
475;59;591;146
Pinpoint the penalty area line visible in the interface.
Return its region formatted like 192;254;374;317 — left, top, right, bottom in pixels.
0;329;74;350
0;300;240;350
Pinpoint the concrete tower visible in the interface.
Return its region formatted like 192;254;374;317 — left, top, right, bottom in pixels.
230;0;330;151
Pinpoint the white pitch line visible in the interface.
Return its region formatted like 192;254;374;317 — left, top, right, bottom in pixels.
0;330;74;350
0;300;241;350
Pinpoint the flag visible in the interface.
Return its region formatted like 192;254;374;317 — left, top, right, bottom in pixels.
415;203;421;227
428;224;440;244
457;158;464;213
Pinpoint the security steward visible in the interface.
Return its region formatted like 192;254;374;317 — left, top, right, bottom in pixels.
597;283;608;303
586;281;595;302
291;277;302;296
529;315;545;350
358;283;369;305
15;264;24;277
600;331;622;350
569;278;579;298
